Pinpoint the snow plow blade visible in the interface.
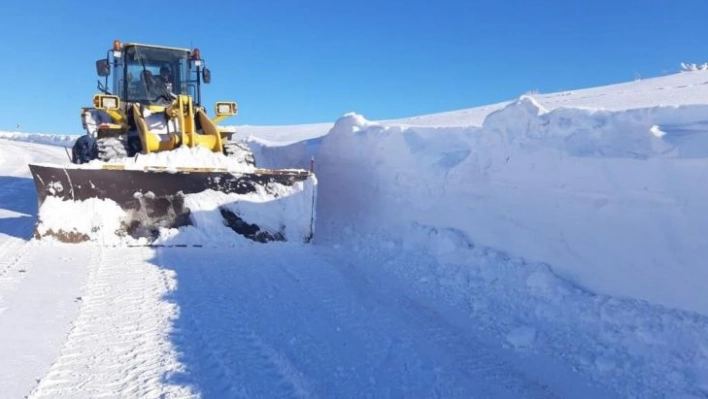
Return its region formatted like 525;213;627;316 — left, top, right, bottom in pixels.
28;163;317;245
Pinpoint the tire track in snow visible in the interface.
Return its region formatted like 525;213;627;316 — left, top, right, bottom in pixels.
165;259;252;399
0;177;36;315
0;141;45;313
0;239;32;277
29;247;192;399
282;248;564;398
0;239;35;319
321;239;621;398
0;244;93;398
0;240;32;288
0;173;37;282
158;247;314;399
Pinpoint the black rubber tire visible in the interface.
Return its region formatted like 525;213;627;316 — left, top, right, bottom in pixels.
97;137;130;162
223;140;256;167
71;135;99;164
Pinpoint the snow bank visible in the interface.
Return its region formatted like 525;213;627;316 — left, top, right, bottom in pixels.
0;131;77;147
313;100;708;316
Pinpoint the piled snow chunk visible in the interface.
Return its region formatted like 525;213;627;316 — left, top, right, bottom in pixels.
482;95;549;143
333;112;377;134
36;197;129;244
169;179;317;245
680;62;708;72
650;124;667;138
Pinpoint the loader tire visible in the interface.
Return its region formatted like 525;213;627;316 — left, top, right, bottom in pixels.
71;135;98;164
223;140;256;167
97;137;130;162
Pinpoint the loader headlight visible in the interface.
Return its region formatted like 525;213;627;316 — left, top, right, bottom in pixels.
215;101;237;116
102;97;118;109
94;95;120;110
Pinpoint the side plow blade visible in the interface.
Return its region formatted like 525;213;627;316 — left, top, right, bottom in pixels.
28;164;317;245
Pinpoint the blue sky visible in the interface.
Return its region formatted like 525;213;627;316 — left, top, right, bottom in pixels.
1;0;707;134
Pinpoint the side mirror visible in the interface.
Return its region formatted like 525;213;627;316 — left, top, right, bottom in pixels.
96;59;110;77
202;68;211;84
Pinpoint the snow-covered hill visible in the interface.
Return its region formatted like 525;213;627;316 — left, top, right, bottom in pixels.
1;70;708;398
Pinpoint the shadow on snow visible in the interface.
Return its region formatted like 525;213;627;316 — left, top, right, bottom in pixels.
0;176;38;240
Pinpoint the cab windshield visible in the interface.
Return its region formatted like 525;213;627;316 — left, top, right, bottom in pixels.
114;45;196;105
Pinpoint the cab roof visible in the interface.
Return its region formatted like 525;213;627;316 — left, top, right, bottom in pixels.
122;42;191;53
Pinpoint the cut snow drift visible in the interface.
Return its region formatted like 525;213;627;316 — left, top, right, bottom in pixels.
315;100;708;316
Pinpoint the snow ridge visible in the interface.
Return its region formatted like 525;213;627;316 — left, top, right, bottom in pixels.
681;62;708;72
0;131;77;147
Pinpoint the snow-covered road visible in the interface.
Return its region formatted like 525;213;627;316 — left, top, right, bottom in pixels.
0;140;614;398
21;244;610;399
147;244;610;398
0;142;91;398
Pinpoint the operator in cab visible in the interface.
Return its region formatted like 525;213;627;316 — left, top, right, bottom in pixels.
157;65;173;93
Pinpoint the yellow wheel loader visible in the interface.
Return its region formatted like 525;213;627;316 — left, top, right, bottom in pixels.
28;40;317;244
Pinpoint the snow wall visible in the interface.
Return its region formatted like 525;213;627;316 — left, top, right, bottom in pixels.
255;96;708;316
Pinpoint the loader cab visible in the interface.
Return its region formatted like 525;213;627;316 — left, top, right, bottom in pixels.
97;41;211;107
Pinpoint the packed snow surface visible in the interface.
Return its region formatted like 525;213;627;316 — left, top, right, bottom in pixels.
2;70;708;398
